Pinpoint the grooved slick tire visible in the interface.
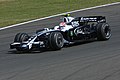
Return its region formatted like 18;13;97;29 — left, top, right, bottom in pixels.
97;23;111;41
14;33;29;51
14;33;29;42
49;32;64;50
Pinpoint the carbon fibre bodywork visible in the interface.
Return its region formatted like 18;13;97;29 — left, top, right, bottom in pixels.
10;16;111;51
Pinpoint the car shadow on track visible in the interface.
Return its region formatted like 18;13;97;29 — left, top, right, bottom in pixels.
8;39;99;54
64;39;96;48
8;49;51;54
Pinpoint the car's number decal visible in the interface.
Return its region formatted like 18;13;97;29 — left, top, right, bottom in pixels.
71;21;79;27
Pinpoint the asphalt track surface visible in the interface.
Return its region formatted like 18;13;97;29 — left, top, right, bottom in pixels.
0;4;120;80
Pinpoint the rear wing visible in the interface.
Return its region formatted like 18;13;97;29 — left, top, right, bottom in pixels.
74;16;106;23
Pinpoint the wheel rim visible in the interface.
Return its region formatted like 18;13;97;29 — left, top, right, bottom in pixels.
104;26;111;38
56;34;64;47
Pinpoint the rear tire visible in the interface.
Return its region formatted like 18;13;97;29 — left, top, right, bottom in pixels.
97;23;111;40
49;32;64;50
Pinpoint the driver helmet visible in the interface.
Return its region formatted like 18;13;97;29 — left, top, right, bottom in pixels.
62;14;74;23
63;14;70;23
63;13;70;17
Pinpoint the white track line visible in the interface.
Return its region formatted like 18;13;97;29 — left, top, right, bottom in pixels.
0;2;120;30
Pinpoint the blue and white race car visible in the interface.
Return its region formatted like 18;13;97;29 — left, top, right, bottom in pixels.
10;14;111;51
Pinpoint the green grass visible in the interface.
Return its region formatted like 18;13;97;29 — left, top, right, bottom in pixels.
0;0;120;27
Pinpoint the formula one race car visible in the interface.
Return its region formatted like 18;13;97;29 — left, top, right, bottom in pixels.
10;15;111;51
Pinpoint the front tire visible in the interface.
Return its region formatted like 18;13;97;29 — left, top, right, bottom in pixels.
14;33;29;42
14;33;29;51
49;32;64;50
